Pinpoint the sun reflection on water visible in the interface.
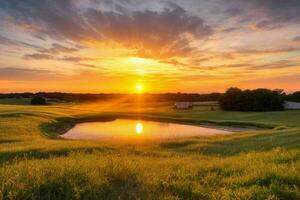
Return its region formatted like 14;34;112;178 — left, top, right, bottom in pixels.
135;122;143;134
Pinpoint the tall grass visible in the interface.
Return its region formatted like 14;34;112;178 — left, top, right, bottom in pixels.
1;150;300;199
1;101;300;199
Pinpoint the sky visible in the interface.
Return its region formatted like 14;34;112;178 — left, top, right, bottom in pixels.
0;0;299;93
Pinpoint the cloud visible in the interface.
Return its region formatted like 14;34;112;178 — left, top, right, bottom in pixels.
293;36;300;42
39;43;79;55
23;53;95;63
86;3;212;58
208;60;300;71
224;7;244;17
0;67;59;81
227;0;300;29
59;56;94;62
249;60;300;70
233;47;300;55
222;27;239;33
0;0;212;59
23;53;54;60
78;63;100;69
0;35;17;46
0;0;95;41
0;34;42;49
250;20;282;30
185;60;300;71
248;0;300;22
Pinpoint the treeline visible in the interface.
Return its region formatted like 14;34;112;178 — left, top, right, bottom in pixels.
0;92;222;102
143;93;222;102
0;92;125;102
0;93;34;99
1;90;299;109
219;88;285;111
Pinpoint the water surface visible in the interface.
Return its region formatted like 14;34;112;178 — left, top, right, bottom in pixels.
62;119;237;141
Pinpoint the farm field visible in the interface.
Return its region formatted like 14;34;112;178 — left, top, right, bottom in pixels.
1;100;300;199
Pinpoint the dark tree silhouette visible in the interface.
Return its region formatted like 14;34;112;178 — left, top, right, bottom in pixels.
219;88;284;111
287;91;300;102
31;96;47;105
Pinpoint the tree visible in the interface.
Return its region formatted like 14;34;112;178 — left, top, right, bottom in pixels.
31;96;47;105
218;88;243;111
219;88;284;111
287;91;300;102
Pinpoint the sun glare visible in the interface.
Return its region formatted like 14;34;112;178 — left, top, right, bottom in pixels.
136;84;144;93
129;57;147;64
135;122;143;134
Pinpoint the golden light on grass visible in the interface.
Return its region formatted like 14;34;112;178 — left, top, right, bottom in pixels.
135;122;143;134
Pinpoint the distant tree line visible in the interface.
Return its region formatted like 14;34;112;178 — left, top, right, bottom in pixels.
0;92;34;99
1;90;299;109
0;92;222;102
219;88;285;111
143;93;222;102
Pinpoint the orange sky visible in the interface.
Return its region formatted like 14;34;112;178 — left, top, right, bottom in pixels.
0;0;299;93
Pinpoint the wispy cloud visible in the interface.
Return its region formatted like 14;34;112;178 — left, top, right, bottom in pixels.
23;53;95;63
39;43;80;55
0;67;60;81
293;36;300;42
23;53;54;60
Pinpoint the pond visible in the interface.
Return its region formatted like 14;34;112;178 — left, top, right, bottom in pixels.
61;119;245;141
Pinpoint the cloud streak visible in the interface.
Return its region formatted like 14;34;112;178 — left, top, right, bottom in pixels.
23;53;95;63
0;67;60;81
39;43;80;55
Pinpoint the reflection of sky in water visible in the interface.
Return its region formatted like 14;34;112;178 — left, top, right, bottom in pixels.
62;119;233;141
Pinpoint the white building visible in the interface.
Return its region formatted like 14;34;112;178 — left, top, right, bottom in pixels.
284;101;300;110
174;102;193;109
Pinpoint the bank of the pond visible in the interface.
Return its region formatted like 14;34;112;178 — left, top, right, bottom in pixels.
61;119;239;141
41;113;272;139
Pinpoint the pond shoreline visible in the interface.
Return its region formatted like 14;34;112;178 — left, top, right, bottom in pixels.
61;119;250;141
41;113;271;139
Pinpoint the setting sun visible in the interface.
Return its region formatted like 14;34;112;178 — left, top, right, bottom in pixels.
136;84;144;93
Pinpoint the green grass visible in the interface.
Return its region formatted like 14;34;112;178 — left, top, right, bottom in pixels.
1;101;300;199
0;98;31;105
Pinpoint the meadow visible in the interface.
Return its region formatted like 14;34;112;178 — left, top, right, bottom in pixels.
1;99;300;199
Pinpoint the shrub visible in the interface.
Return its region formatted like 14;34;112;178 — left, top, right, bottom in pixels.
31;96;47;105
219;88;284;111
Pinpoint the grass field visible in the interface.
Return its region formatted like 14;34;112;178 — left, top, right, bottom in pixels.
1;100;300;199
0;98;31;105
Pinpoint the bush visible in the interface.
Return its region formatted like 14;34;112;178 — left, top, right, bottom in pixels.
31;96;47;105
219;88;284;111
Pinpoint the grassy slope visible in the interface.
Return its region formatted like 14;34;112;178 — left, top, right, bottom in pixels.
0;98;31;105
1;101;300;199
